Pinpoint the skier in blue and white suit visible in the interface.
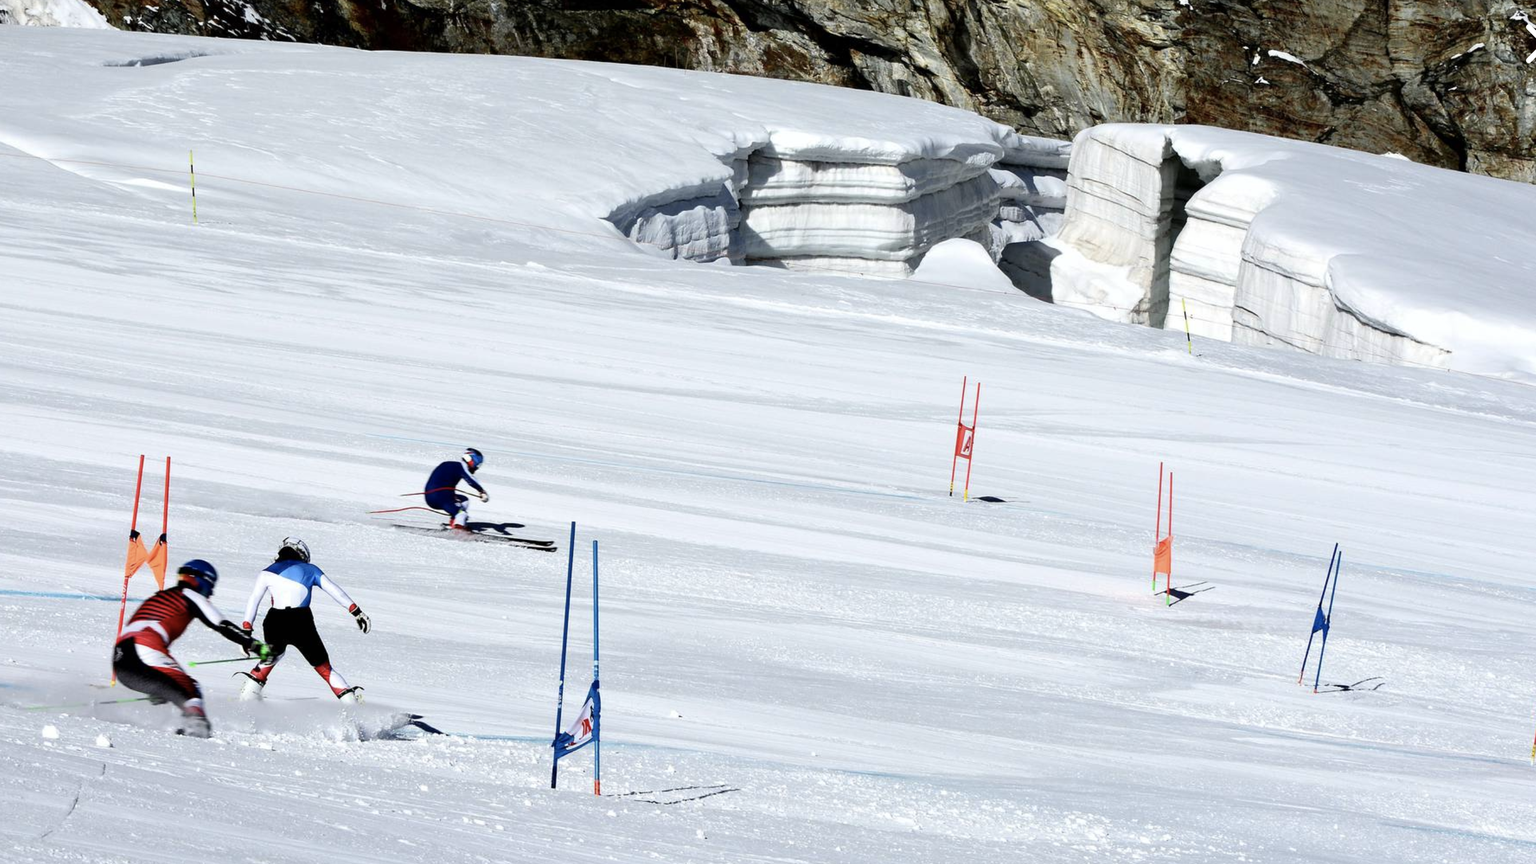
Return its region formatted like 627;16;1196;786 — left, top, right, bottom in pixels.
236;537;370;703
424;448;487;530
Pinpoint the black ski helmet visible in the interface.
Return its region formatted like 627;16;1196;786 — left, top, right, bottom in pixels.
463;448;484;473
177;559;219;597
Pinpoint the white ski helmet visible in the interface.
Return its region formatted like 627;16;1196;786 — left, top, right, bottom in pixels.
279;536;311;563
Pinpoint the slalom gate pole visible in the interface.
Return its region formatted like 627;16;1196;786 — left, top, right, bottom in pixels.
1182;298;1193;355
1313;548;1342;693
130;456;145;533
949;376;966;497
551;521;577;789
592;539;600;797
1298;544;1339;684
1530;715;1536;765
1153;462;1163;594
189;150;197;224
1165;473;1174;607
152;457;170;589
962;382;980;501
112;455;147;683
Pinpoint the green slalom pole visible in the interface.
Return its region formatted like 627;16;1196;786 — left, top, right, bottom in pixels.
187;657;248;668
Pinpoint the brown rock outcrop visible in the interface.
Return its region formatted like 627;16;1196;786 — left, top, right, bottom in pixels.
83;0;1536;183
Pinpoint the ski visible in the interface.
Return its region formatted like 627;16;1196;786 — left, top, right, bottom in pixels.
407;716;444;734
1164;581;1215;604
625;785;741;805
390;524;558;552
612;784;731;798
1316;677;1385;693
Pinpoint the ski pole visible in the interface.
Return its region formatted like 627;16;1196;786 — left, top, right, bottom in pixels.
26;696;152;711
187;657;250;667
401;487;461;497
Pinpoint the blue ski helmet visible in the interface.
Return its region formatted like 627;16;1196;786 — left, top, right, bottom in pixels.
177;559;218;596
463;448;484;473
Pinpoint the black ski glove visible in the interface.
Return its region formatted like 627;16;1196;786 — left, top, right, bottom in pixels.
351;606;371;634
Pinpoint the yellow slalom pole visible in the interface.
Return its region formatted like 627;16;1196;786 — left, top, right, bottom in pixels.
1181;298;1193;355
189;150;197;225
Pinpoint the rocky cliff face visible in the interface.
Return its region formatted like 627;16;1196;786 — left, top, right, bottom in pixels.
86;0;1536;183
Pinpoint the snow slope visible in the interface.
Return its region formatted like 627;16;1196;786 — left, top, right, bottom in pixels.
4;26;1536;864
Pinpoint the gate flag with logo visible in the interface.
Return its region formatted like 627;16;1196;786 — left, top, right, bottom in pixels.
949;376;981;501
554;680;600;757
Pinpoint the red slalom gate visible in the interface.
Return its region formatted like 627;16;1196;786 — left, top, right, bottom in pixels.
1152;462;1173;604
948;377;981;501
112;456;170;683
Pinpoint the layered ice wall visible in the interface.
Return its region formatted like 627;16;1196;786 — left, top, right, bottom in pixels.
608;176;745;264
1043;124;1536;377
611;144;1011;277
739;152;999;276
992;137;1071;245
605;105;1069;278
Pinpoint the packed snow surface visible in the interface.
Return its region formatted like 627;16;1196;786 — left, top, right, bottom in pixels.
4;27;1536;864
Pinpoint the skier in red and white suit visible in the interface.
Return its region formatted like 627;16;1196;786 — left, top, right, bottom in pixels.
112;559;269;738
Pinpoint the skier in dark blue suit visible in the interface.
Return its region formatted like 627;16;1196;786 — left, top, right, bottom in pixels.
425;448;487;530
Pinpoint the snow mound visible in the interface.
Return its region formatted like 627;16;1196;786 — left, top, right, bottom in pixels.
910;238;1017;293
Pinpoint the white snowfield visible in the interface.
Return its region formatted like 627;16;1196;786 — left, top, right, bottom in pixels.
1043;124;1536;378
5;26;1536;864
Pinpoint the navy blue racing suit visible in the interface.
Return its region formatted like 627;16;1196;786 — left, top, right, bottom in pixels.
424;460;485;520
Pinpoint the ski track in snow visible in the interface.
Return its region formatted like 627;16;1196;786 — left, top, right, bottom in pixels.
2;26;1536;864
